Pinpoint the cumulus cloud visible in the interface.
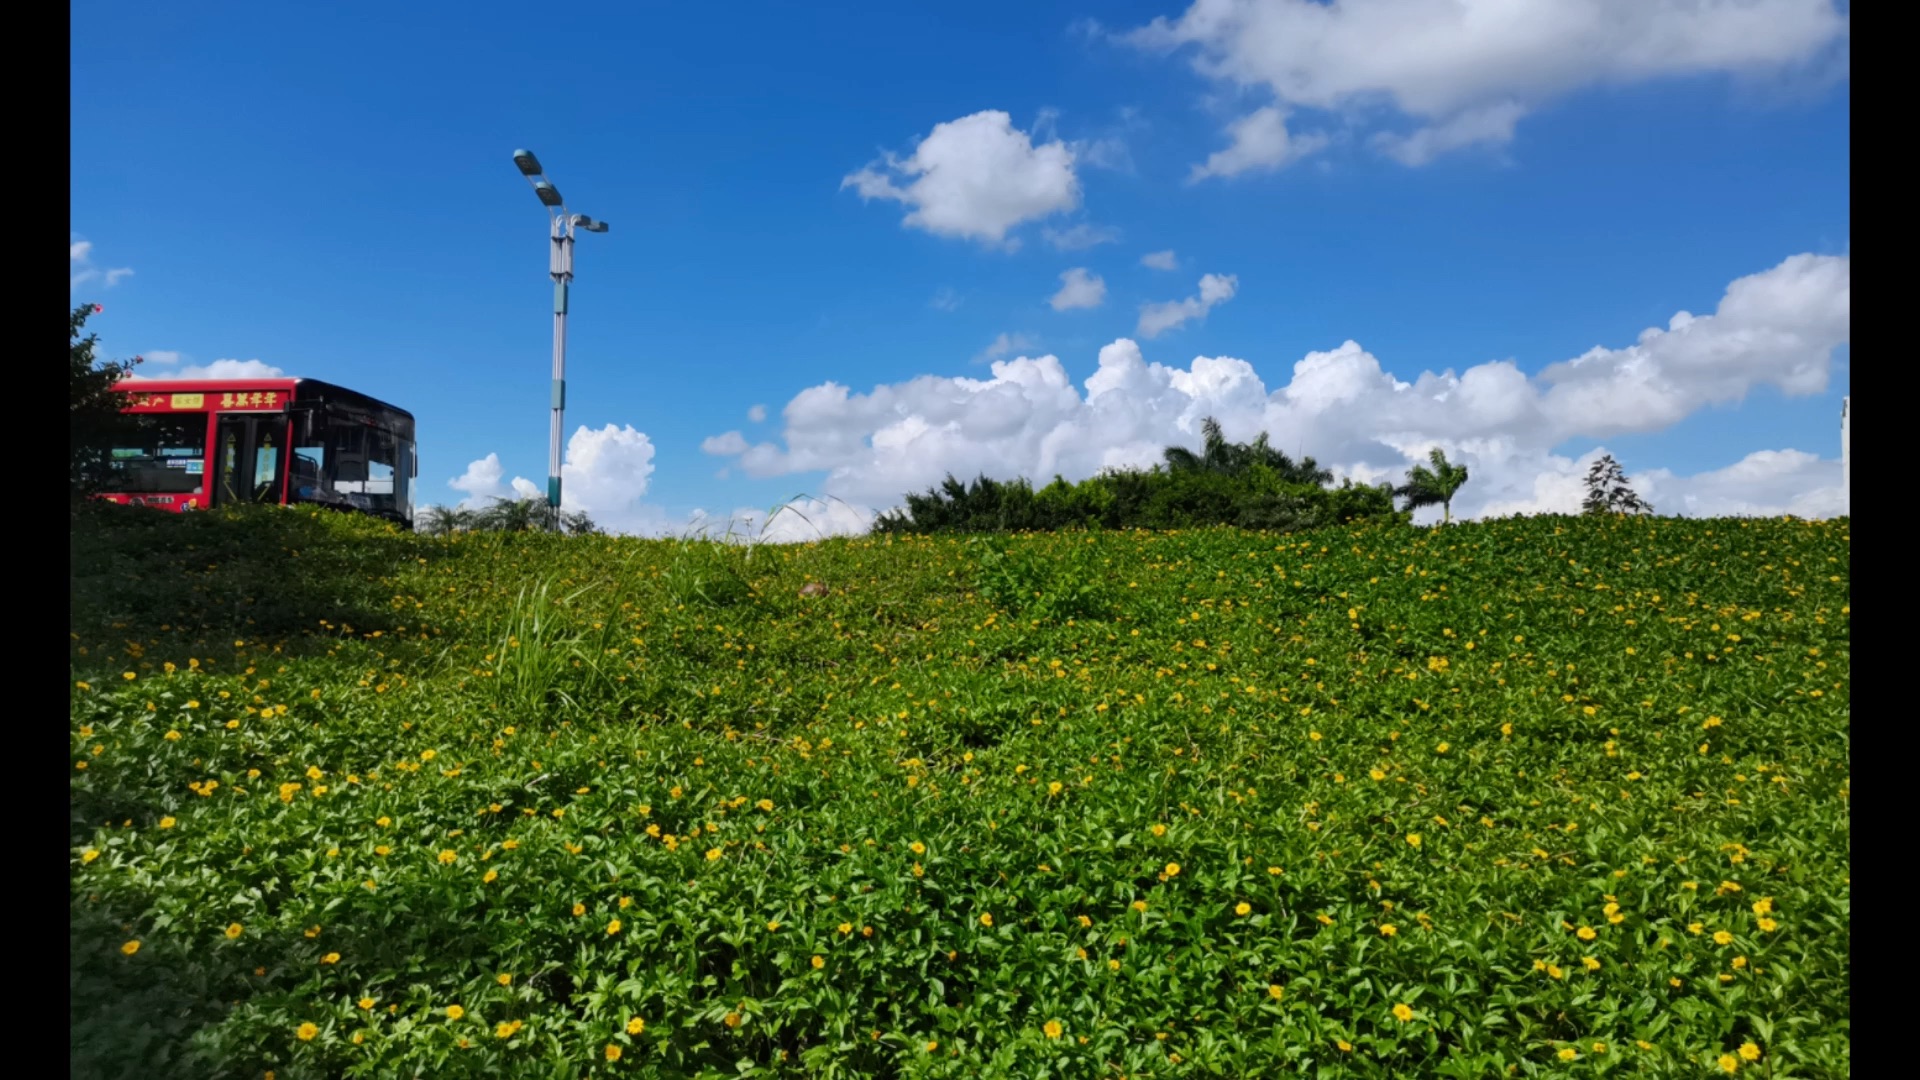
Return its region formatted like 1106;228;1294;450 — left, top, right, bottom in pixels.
1188;106;1328;180
1141;250;1179;270
841;110;1080;248
747;404;768;423
976;332;1041;364
127;358;287;380
1050;268;1108;312
707;498;879;544
1127;0;1848;171
1138;273;1238;337
1043;223;1120;251
448;425;661;533
702;253;1849;522
71;236;134;293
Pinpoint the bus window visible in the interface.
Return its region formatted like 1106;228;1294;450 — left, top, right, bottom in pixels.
107;414;206;494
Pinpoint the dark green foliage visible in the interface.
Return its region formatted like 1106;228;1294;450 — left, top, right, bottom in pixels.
876;418;1399;535
420;497;599;535
70;303;143;498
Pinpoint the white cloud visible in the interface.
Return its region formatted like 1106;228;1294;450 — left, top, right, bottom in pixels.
143;350;184;366
447;425;660;533
714;498;879;544
1127;0;1849;170
931;287;963;312
747;404;768;423
127;358;287;380
702;431;750;455
1138;273;1238;337
1188;106;1328;181
70;235;133;293
1050;268;1108;312
975;331;1041;363
1043;223;1120;251
841;110;1081;248
1140;250;1179;270
701;253;1849;523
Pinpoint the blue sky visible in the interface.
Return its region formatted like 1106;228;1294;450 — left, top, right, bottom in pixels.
71;0;1851;533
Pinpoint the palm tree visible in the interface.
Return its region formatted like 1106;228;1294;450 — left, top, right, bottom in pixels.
1163;417;1233;473
417;504;474;536
1397;447;1470;524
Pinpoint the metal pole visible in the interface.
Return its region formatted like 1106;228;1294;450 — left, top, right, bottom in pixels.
548;215;573;530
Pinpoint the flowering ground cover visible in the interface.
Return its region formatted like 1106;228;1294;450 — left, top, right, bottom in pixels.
69;506;1849;1078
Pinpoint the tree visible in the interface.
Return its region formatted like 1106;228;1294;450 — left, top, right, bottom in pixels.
461;496;599;535
71;303;142;497
1581;455;1653;516
1397;447;1470;524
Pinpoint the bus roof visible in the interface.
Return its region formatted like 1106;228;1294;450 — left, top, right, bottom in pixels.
114;376;413;420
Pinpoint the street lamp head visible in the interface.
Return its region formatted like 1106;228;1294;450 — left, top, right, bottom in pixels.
572;214;609;233
532;180;565;208
512;149;543;176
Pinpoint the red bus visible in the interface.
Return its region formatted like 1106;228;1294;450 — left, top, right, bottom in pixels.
104;377;417;529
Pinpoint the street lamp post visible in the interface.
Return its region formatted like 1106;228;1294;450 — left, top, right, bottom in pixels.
512;149;609;529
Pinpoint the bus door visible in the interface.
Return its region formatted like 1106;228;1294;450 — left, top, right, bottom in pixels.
212;413;288;507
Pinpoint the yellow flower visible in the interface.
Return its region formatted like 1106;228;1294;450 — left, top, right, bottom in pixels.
607;919;622;935
1739;1042;1761;1062
374;845;391;857
605;1045;622;1062
723;1012;742;1029
1718;1053;1740;1073
979;913;993;927
925;1041;939;1052
224;923;243;940
1757;917;1778;932
483;869;498;884
159;816;177;829
1150;824;1167;837
1043;1020;1064;1039
838;922;853;935
297;1022;319;1042
1236;902;1252;917
322;952;340;964
121;940;140;956
437;849;457;865
82;849;101;864
1558;1047;1578;1061
1267;984;1284;1001
1713;930;1734;946
445;1005;465;1020
1335;1038;1353;1052
1576;925;1597;941
495;1020;522;1039
1164;862;1181;877
496;973;512;986
910;841;926;855
1582;957;1601;971
756;799;774;811
1369;768;1387;781
767;920;781;932
1134;901;1150;913
1406;833;1422;847
572;903;587;917
627;1016;646;1035
810;954;825;969
706;847;723;861
1547;964;1564;980
1380;924;1397;937
1391;1003;1414;1023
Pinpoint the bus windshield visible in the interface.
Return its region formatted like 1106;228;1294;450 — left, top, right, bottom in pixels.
107;413;207;494
289;408;412;520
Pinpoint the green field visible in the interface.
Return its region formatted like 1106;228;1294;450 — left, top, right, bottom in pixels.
69;507;1850;1078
